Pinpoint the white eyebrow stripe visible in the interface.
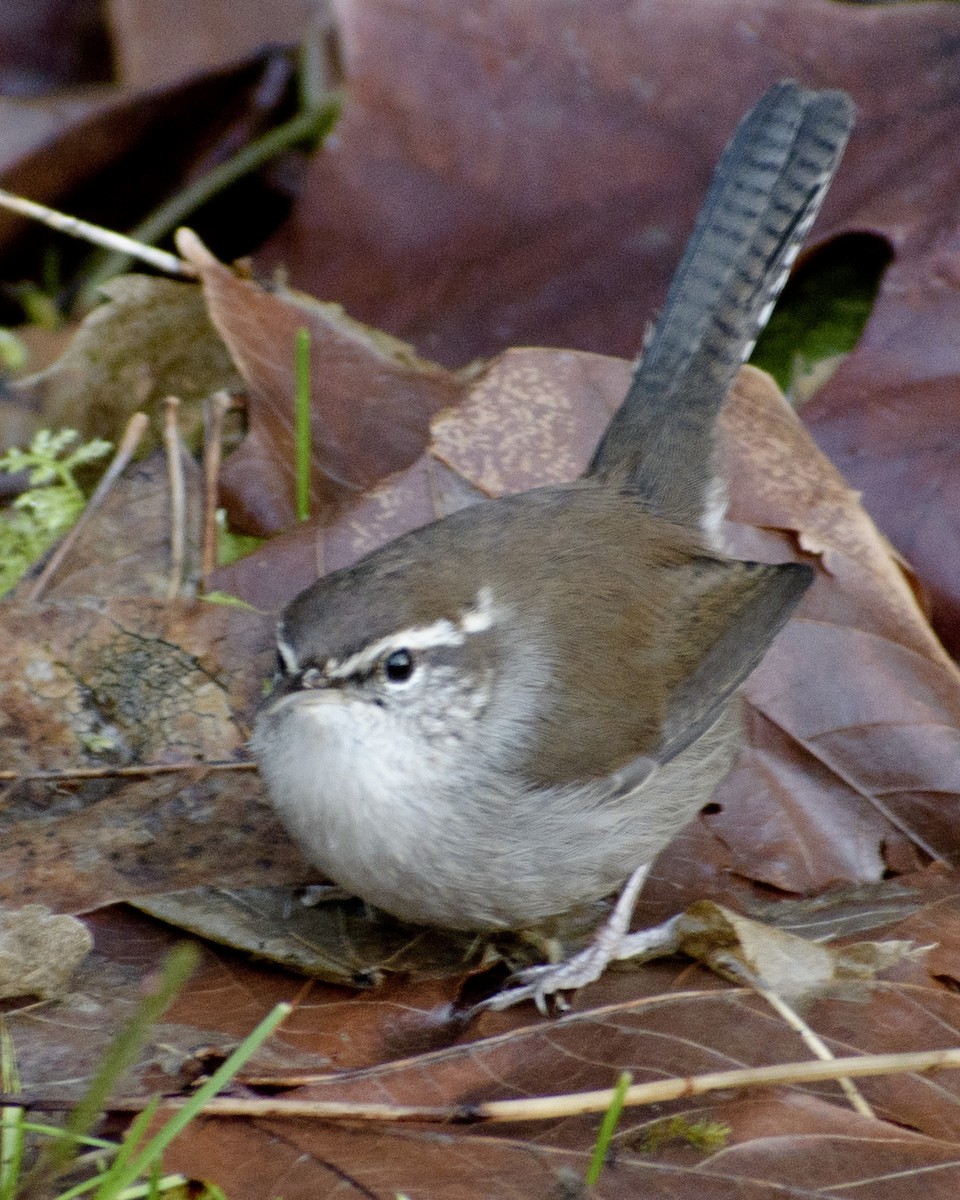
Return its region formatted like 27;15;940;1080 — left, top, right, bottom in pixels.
323;588;500;681
325;619;464;679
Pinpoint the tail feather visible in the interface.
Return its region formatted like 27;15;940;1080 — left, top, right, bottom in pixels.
588;81;854;527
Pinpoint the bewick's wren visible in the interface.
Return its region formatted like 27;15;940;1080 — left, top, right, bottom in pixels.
253;83;853;992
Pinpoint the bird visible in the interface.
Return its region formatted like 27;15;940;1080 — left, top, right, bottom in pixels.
252;81;854;1008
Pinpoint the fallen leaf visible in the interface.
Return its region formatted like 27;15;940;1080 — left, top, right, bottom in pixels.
0;597;311;912
671;899;917;1001
106;0;323;90
179;228;466;534
0;904;92;1000
5;275;240;454
133;885;495;986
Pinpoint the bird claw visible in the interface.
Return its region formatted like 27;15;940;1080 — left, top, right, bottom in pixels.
482;941;616;1013
476;864;676;1014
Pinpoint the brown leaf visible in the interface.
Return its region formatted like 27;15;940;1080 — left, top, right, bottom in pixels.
178;229;466;534
0;598;311;912
0;904;92;1000
133;885;495;987
672;899;917;1000
273;893;960;1141
258;0;960;657
256;0;942;364
6;276;241;453
430;347;615;494
106;0;323;90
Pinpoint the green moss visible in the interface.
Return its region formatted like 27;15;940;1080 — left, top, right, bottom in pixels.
634;1114;731;1156
0;429;111;595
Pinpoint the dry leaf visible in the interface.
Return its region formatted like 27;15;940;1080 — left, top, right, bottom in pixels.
0;597;311;911
673;900;917;1001
178;228;465;535
0;904;92;999
134;886;495;986
5;276;240;453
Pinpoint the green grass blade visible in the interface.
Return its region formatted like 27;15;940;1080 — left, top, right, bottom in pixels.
88;1098;162;1200
585;1070;632;1187
295;327;312;521
29;943;199;1191
0;1021;24;1200
19;1124;116;1151
92;1002;291;1199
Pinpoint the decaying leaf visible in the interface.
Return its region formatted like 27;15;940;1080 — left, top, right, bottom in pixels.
178;228;466;535
671;900;918;1001
5;275;240;453
0;903;92;999
0;596;312;912
133;885;496;986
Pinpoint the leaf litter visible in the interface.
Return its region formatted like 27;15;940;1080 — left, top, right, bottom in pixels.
5;2;960;1196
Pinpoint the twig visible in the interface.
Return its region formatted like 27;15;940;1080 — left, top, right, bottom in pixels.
79;74;340;297
0;40;338;303
0;189;193;278
716;951;875;1119
27;412;150;602
93;1047;960;1125
162;396;187;599
753;983;874;1119
0;761;255;783
201;391;234;585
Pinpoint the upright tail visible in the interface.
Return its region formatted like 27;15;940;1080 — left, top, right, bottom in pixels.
588;81;854;527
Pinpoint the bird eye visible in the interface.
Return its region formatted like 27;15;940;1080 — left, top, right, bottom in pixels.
383;649;415;683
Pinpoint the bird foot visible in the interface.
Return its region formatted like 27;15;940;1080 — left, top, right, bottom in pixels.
480;865;682;1014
